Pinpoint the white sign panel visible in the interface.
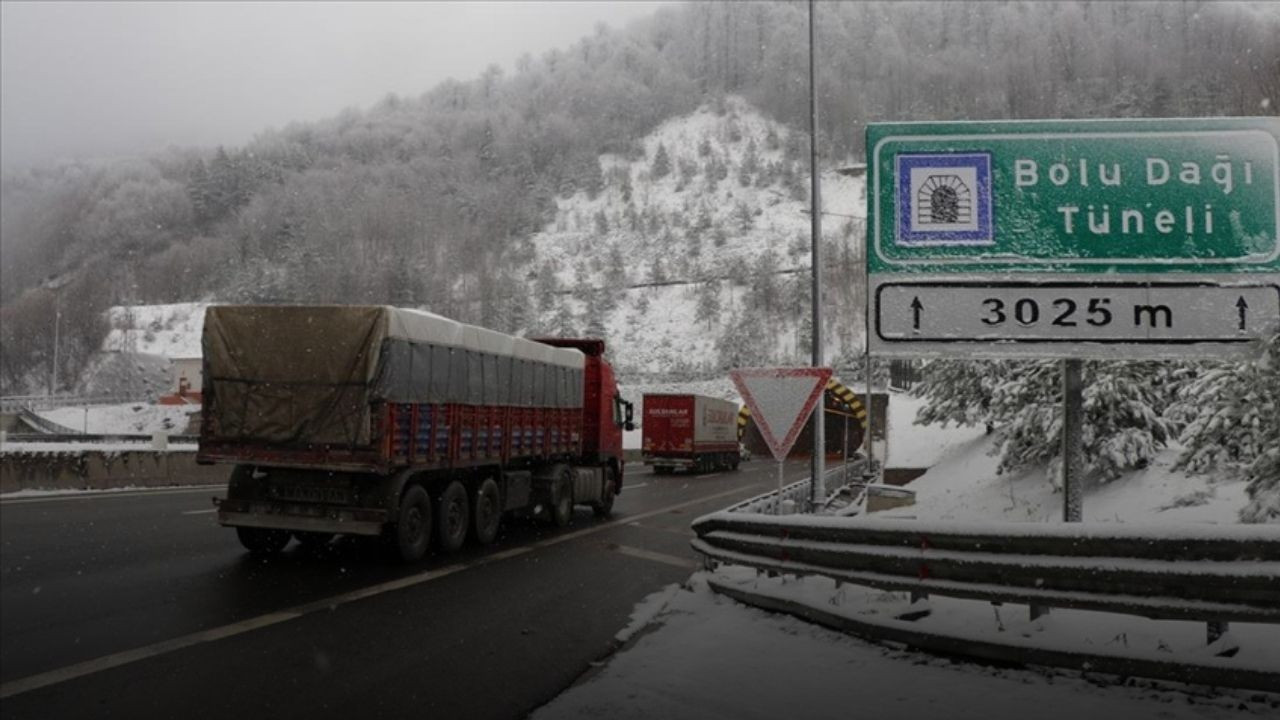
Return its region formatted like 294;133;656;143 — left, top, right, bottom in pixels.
730;367;832;462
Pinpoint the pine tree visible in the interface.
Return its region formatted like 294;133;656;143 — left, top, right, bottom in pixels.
1173;332;1280;522
913;360;1006;430
651;142;671;179
648;256;667;284
738;138;759;186
620;171;633;203
695;279;722;330
982;360;1180;485
551;300;577;337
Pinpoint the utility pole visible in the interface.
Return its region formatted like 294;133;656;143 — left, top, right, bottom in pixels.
808;0;825;510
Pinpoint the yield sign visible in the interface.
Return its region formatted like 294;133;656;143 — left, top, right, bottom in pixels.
730;367;832;462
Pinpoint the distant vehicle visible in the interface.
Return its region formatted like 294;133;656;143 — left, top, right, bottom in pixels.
197;305;634;562
641;393;740;474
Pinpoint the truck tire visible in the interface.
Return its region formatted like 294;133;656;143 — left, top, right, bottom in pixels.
236;526;291;556
392;484;433;562
472;477;501;546
437;480;470;553
550;470;574;528
593;468;617;519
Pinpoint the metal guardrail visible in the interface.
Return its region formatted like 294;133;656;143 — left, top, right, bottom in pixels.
0;395;138;413
692;513;1280;624
692;474;1280;690
3;434;199;445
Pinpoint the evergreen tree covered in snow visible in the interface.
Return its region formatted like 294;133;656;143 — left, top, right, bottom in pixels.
912;360;1007;430
1173;332;1280;523
694;280;722;330
918;360;1182;485
650;142;671;179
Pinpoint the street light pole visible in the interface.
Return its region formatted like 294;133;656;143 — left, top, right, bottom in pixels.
51;301;60;396
808;0;826;511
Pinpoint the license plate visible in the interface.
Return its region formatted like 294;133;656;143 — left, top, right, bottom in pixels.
272;484;349;504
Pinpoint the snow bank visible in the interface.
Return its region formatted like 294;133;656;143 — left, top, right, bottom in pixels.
535;574;1272;720
36;402;197;435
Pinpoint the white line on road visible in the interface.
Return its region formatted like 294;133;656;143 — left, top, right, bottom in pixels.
181;508;218;515
625;482;649;489
0;481;765;700
611;545;698;569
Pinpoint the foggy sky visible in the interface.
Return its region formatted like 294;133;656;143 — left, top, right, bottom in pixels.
0;1;669;171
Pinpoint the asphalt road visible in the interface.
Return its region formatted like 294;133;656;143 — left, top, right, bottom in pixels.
0;459;811;719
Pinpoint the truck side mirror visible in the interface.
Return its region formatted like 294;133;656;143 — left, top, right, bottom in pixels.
623;402;635;432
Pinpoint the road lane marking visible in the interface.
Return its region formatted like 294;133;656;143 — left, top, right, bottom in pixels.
1;486;223;506
626;521;696;539
611;545;697;569
0;610;302;700
625;482;649;489
181;508;218;515
0;480;766;699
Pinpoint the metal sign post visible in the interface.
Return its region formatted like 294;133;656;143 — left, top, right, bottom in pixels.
1062;359;1084;522
730;367;833;515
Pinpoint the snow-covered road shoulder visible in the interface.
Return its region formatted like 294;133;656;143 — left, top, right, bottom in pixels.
535;574;1278;720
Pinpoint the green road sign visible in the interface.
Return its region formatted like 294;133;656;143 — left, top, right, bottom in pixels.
866;117;1280;358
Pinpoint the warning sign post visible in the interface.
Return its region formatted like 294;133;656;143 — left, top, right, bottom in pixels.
730;367;833;513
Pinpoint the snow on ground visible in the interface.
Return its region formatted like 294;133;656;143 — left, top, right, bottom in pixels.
879;429;1249;526
884;391;988;468
535;574;1275;720
102;302;209;359
36;402;197;435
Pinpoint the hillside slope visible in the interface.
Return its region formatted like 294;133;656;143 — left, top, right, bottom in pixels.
529;98;866;377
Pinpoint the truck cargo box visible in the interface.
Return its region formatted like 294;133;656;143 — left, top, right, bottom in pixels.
201;305;584;449
641;393;739;473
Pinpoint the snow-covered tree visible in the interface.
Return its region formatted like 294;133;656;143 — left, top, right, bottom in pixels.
694;279;721;330
1173;332;1280;523
650;142;671;179
912;360;1007;430
919;360;1182;485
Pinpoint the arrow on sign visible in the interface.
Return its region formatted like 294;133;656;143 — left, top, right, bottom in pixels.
911;296;923;331
729;367;833;462
1237;296;1249;330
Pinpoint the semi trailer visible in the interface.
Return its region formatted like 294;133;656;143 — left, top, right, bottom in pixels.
197;305;634;562
640;393;740;474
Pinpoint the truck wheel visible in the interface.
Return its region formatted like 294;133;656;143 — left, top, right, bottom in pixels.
593;469;617;519
392;484;433;562
472;478;501;545
236;526;291;556
550;471;574;528
437;480;470;552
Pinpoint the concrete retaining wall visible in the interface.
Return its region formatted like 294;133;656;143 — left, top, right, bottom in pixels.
1;451;229;494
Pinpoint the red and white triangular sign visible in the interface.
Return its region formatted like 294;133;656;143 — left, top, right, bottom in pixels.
730;367;832;462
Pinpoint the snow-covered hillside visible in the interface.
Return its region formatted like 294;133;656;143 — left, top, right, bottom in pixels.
529;97;867;377
102;302;209;359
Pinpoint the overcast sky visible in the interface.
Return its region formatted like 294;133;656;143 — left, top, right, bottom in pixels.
0;1;669;171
